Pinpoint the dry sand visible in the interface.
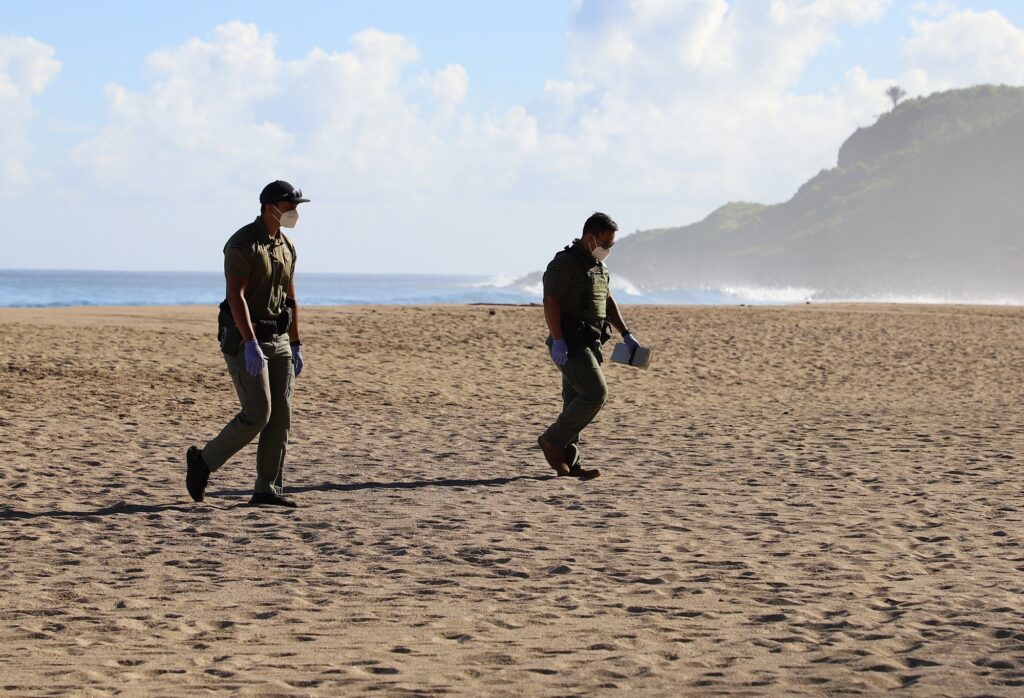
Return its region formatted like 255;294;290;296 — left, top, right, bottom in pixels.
1;303;1023;696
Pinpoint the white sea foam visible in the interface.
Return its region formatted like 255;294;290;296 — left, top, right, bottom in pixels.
611;275;644;296
466;273;645;299
826;293;1024;306
460;274;520;289
461;274;544;299
718;285;817;304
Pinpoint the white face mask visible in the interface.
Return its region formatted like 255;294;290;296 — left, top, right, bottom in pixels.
272;205;299;229
588;236;612;262
277;208;299;228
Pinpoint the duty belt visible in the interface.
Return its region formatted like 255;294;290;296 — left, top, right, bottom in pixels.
559;316;611;358
218;299;294;342
252;317;287;341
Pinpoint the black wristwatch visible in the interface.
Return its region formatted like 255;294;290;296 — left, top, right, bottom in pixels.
290;339;302;347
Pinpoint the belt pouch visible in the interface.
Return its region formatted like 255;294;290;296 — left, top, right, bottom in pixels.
218;300;243;355
220;325;242;355
560;319;603;358
217;300;231;342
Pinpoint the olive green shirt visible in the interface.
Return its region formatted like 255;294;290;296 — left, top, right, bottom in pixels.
543;242;610;322
223;217;297;320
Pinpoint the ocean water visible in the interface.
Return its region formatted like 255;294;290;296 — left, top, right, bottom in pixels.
6;269;1017;308
0;269;822;308
0;270;536;307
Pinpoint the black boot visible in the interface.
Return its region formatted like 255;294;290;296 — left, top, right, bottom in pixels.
569;463;601;480
248;492;298;508
186;446;210;502
566;443;600;480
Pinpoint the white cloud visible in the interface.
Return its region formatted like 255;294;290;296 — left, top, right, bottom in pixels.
73;23;289;194
73;24;452;196
62;23;488;271
540;0;898;210
769;0;891;24
430;64;468;114
841;7;1024;115
911;2;960;19
0;36;60;187
903;10;1024;88
28;7;907;272
13;2;1024;275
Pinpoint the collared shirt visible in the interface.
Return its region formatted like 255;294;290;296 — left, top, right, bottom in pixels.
223;216;297;320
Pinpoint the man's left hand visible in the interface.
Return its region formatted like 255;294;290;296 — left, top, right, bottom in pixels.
291;342;304;377
624;332;641;350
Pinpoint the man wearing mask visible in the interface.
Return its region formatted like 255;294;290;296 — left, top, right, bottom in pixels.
537;212;640;481
186;180;309;507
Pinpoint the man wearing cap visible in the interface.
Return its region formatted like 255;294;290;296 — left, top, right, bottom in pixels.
185;180;309;507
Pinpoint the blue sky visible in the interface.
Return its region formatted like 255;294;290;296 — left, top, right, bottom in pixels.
4;1;1024;275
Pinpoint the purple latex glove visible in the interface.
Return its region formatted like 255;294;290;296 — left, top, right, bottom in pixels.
550;338;569;367
624;332;641;350
243;339;266;377
291;342;303;377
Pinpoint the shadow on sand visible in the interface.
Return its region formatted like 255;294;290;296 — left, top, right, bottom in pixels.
209;473;556;498
0;501;196;520
0;474;557;520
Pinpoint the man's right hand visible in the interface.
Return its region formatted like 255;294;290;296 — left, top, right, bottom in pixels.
243;340;266;376
550;338;569;367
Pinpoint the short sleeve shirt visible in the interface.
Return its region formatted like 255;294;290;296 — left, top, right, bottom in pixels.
223;217;297;320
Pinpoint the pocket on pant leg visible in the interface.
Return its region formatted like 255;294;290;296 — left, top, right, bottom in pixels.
270;347;294;399
227;362;248;404
229;362;272;427
559;355;591;397
264;344;294;427
281;359;295;413
570;353;608;404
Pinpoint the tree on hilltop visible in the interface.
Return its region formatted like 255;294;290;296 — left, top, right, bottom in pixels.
886;85;907;110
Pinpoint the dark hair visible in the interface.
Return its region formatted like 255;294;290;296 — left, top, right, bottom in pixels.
260;201;292;216
582;211;618;238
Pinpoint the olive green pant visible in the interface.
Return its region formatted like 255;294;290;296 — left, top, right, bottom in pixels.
202;335;294;495
543;347;608;463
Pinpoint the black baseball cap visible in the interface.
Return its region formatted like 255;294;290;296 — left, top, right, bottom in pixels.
259;180;310;205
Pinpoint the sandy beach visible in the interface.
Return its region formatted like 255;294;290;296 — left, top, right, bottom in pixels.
1;303;1022;696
